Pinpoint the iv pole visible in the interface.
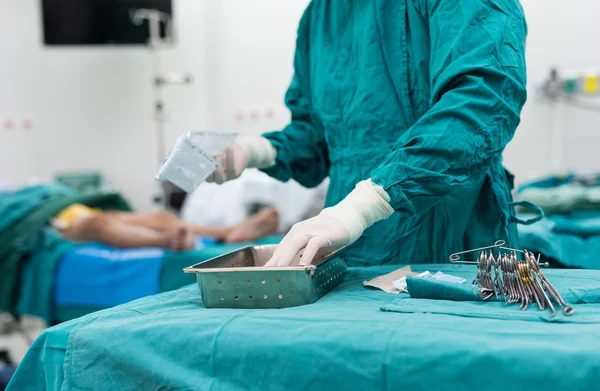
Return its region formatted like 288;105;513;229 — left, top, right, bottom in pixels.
130;8;193;209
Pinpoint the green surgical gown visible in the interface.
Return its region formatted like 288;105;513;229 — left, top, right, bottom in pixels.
263;0;527;266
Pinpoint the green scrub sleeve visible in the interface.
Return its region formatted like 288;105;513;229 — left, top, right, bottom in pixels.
371;0;527;214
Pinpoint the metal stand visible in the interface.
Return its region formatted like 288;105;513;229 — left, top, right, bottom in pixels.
130;8;193;209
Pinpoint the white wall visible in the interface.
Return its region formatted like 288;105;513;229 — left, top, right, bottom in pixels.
505;0;600;182
1;0;599;211
202;0;310;135
0;0;214;211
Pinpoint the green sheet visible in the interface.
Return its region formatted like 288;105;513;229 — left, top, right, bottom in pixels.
383;268;600;323
518;213;600;269
382;298;600;323
0;184;130;319
9;264;600;390
405;268;600;305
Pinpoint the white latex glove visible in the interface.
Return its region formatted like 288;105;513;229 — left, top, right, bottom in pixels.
207;136;276;184
265;180;394;267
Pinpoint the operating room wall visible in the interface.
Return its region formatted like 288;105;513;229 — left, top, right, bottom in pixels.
0;0;213;211
494;0;600;182
202;0;310;136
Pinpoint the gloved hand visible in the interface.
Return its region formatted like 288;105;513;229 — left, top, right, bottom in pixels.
207;136;276;184
265;180;394;266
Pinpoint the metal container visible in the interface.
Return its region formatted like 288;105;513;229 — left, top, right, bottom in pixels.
183;245;348;308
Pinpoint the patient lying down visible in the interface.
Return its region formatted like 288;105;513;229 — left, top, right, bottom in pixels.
51;204;279;251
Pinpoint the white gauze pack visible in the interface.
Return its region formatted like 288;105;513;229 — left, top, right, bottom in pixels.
155;132;238;193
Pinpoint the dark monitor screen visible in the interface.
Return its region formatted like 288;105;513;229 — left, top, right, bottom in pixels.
41;0;172;45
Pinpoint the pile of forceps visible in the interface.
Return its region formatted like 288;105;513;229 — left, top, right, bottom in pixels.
449;240;575;317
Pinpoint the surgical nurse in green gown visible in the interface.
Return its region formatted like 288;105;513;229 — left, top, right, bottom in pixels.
207;0;528;267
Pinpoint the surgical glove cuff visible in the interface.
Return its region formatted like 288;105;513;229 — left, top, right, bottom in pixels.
235;136;277;169
371;181;392;204
320;179;394;243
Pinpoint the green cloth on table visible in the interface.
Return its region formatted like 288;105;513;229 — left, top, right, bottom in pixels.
406;277;480;301
8;318;77;390
9;264;600;391
381;298;600;323
406;269;600;304
262;0;527;266
405;265;600;304
0;184;131;319
380;266;600;323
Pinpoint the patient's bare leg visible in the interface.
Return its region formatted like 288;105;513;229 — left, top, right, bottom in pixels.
102;208;279;243
61;214;193;250
105;211;231;241
224;207;279;243
104;211;184;232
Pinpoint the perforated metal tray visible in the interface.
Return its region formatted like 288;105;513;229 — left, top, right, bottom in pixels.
183;245;348;308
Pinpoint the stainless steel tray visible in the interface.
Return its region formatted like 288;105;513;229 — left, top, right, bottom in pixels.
183;245;348;308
